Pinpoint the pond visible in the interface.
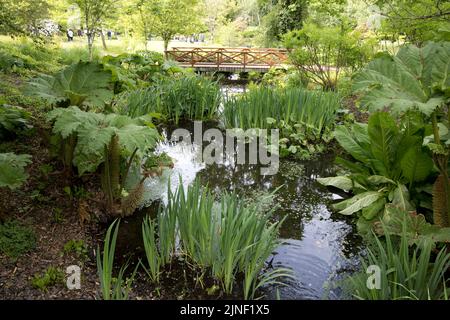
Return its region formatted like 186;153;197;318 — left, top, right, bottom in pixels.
115;118;363;300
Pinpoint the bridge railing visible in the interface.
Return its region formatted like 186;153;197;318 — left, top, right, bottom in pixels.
165;47;289;70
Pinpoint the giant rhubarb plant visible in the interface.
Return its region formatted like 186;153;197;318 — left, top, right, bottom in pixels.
47;106;159;216
352;41;450;227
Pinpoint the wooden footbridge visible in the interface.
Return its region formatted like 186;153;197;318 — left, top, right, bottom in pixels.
165;47;289;73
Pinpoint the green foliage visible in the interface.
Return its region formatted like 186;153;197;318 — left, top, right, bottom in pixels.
138;0;204;51
345;221;450;300
117;75;221;124
352;42;450;116
27;61;114;110
0;0;50;36
0;104;31;139
284;22;376;90
0;152;31;189
96;219;136;300
47;106;160;214
223;86;340;159
102;51;165;92
259;0;308;44
0;40;60;74
353;41;450;227
373;0;450;44
141;216;162;283
318;112;435;230
32;267;65;292
379;205;450;247
0;220;36;260
63;239;88;260
140;180;290;299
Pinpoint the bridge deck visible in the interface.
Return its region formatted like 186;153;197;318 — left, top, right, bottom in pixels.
166;47;288;72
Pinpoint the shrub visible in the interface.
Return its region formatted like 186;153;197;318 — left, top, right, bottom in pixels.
284;22;375;90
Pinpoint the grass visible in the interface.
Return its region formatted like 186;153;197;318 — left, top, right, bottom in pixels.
223;86;340;132
0;220;36;260
345;221;450;300
140;179;290;299
116;75;221;124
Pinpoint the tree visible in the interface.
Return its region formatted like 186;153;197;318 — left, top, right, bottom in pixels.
368;0;450;43
258;0;308;45
71;0;116;60
284;22;375;90
0;0;50;36
141;0;204;54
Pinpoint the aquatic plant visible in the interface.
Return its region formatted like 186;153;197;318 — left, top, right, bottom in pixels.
143;179;289;299
345;219;450;300
142;216;162;283
352;41;450;227
223;86;339;131
223;86;339;159
318;112;435;234
116;75;221;124
96;219;136;300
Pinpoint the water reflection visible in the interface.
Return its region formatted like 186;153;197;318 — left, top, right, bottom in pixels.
134;128;362;299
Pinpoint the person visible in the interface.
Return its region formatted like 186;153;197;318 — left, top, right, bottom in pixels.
67;29;74;41
107;30;112;40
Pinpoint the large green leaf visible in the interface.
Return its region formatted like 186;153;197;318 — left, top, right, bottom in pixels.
335;191;384;215
400;146;434;183
0;153;31;189
317;176;354;191
27;62;113;109
368;112;399;176
380;205;450;247
391;184;414;211
353;42;450;116
334;125;372;163
48;107;159;175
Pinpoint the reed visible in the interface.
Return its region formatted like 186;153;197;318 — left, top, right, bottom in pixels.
96;219;136;300
161;180;288;298
346;222;450;300
142;216;162;283
223;86;340;132
117;75;221;123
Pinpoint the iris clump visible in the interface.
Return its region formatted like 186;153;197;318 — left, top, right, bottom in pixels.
141;180;290;299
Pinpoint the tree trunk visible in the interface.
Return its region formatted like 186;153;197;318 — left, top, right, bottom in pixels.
87;32;95;61
163;37;170;58
100;30;107;50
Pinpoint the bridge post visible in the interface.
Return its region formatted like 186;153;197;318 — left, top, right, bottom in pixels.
243;51;247;72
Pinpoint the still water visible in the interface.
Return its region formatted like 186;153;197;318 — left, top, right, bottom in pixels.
120;123;362;300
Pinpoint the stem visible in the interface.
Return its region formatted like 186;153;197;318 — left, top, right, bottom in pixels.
432;111;440;143
120;148;139;192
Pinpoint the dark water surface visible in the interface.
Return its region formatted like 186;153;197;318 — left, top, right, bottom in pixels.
115;121;362;299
